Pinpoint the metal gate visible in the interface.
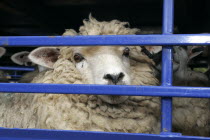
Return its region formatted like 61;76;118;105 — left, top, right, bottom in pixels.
0;0;210;139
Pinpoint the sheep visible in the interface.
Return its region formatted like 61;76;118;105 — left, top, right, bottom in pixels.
0;15;160;134
0;15;208;136
11;51;48;83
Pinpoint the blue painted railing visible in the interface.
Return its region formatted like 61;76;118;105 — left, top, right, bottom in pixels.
0;0;210;140
0;34;210;46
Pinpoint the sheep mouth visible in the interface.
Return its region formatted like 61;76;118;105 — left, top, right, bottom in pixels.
98;95;128;104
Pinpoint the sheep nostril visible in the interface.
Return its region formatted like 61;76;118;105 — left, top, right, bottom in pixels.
104;74;112;80
104;72;125;84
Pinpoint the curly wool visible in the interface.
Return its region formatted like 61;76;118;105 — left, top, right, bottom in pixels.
79;14;140;35
173;97;209;136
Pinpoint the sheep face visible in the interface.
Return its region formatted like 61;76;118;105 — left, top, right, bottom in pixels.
29;46;131;104
72;46;131;104
72;46;131;85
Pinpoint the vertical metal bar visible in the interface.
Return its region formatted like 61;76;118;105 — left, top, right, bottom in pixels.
161;0;174;133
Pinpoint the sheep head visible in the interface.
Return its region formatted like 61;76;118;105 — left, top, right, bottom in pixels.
28;15;157;104
29;46;132;104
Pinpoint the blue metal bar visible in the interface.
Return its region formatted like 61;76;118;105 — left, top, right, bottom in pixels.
0;66;35;71
161;47;173;86
161;0;174;133
0;34;210;46
0;83;209;98
0;128;209;140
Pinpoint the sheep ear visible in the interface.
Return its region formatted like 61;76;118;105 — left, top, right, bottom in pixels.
28;47;60;69
11;51;30;65
0;47;6;58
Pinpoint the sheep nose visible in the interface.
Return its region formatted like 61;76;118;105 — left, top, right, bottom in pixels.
104;72;125;84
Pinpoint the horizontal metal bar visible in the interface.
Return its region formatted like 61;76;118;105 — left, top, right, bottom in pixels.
0;34;210;46
0;128;209;140
0;83;210;98
0;66;35;71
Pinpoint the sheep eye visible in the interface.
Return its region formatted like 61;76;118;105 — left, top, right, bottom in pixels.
74;53;84;63
123;47;130;57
